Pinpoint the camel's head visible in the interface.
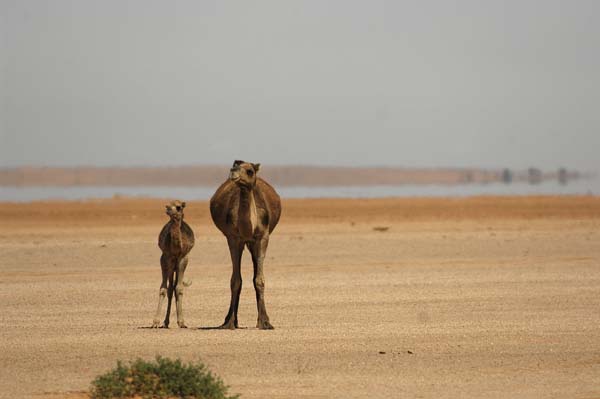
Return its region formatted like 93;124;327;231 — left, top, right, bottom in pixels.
229;160;261;188
165;200;186;221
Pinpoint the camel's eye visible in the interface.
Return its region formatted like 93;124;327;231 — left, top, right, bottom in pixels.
246;169;254;177
176;206;182;211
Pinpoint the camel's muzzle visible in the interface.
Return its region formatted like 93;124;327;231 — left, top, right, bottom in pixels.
229;170;241;181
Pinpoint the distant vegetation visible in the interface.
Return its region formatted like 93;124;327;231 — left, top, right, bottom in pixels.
90;356;238;399
0;165;584;187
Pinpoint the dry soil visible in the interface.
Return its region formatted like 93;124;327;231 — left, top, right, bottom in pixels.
1;196;599;398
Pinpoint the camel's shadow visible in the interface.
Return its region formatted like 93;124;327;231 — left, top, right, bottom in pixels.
137;326;171;330
197;326;249;330
136;325;249;330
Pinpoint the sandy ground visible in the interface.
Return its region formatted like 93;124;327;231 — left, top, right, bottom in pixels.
1;196;600;399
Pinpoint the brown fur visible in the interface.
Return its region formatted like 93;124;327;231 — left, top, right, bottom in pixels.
152;200;195;328
210;161;282;329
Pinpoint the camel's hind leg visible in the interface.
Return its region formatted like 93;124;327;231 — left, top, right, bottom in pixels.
152;255;169;328
249;236;274;330
175;256;189;328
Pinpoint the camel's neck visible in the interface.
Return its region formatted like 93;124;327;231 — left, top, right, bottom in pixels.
238;186;256;238
169;218;183;251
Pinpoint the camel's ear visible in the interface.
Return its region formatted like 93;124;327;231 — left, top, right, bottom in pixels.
233;160;244;167
181;202;186;209
252;163;261;173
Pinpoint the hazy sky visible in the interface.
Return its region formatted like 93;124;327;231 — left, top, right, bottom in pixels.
1;0;599;170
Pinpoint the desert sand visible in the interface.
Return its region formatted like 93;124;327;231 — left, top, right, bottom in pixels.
1;196;599;398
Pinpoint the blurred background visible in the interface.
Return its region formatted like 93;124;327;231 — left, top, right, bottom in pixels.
1;0;599;200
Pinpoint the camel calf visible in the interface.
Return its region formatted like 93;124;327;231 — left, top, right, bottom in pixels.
152;200;195;328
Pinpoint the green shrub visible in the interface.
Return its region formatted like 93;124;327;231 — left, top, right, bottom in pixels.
90;356;239;399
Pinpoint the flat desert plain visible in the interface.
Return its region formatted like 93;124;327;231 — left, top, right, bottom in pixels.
1;196;600;399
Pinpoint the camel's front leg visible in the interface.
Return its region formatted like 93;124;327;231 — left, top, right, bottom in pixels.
175;256;189;328
163;270;175;328
249;236;274;330
152;256;169;328
220;237;244;329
